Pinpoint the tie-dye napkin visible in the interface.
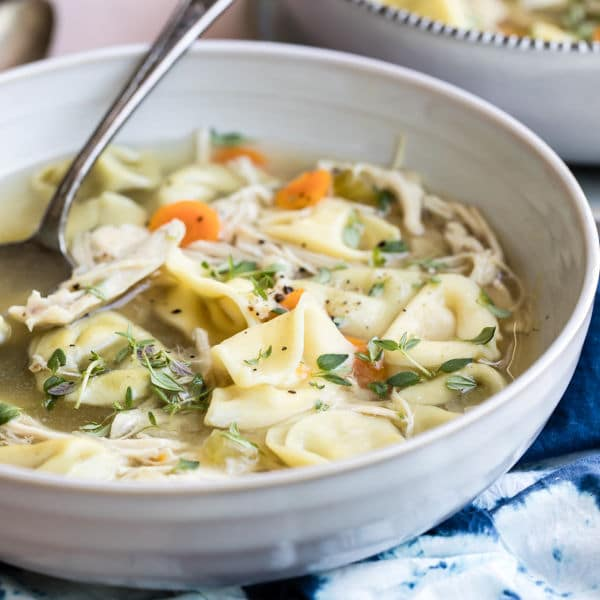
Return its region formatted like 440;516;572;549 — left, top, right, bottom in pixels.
2;291;599;600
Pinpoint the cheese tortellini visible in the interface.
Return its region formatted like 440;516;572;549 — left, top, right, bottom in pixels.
0;134;521;481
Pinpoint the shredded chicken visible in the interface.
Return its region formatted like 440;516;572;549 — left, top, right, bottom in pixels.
8;220;185;330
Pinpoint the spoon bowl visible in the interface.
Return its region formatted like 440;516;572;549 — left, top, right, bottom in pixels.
0;0;53;71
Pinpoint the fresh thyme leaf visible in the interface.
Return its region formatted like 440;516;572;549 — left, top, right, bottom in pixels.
79;422;111;437
316;354;349;372
386;371;420;388
467;326;496;345
355;352;372;363
368;281;385;297
399;333;421;351
210;129;248;147
124;386;134;409
309;381;325;390
175;458;200;471
314;399;330;412
221;422;258;450
148;367;185;393
372;339;399;352
46;380;77;396
83;285;106;300
43;375;67;394
147;411;158;427
428;275;441;285
378;239;408;253
115;345;133;364
151;385;171;405
0;402;20;426
342;211;364;249
446;374;478;393
314;267;332;284
372;246;386;267
169;359;194;378
270;307;287;316
320;373;352;386
376;189;394;214
244;345;273;367
47;348;67;373
368;381;389;398
439;358;473;373
478;290;512;319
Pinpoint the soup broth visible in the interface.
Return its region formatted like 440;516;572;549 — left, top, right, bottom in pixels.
0;131;529;481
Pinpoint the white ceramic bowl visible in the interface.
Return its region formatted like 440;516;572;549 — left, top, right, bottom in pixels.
0;42;597;589
281;0;600;164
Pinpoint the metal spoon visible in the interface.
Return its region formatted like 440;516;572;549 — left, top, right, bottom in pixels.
0;0;236;292
0;0;53;71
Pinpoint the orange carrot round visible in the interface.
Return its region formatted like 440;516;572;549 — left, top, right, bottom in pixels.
213;146;267;167
594;27;600;42
275;170;332;210
280;288;304;311
148;200;220;247
345;335;386;388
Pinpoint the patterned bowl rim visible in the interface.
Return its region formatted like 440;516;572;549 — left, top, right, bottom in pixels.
347;0;600;54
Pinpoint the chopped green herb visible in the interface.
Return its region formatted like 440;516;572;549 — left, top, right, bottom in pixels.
466;326;496;345
210;129;248;147
367;381;389;398
371;334;431;378
47;348;66;373
439;358;473;373
244;345;273;367
387;371;420;389
368;280;385;297
313;353;352;386
478;290;512;319
221;422;258;450
124;386;134;409
83;285;106;300
320;373;353;387
79;422;111;437
147;411;158;427
372;338;400;352
147;362;185;392
428;275;441;285
0;402;20;426
342;211;364;249
446;374;478;394
372;246;386;267
316;354;349;372
270;307;287;316
376;189;394;214
174;458;200;471
314;267;332;284
378;239;408;254
314;399;330;412
309;381;326;390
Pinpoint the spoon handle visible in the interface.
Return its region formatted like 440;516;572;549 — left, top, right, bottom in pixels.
35;0;236;256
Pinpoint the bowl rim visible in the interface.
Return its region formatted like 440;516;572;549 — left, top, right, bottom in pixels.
348;0;600;54
0;40;597;496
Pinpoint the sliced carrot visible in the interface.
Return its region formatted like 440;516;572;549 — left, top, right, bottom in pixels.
345;335;386;388
280;288;304;311
344;335;368;352
213;146;267;167
275;170;332;210
593;27;600;42
148;200;220;247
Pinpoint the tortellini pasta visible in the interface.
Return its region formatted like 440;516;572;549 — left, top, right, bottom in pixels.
66;191;148;244
384;274;501;369
29;311;154;407
0;438;119;480
32;146;161;203
211;294;354;388
260;199;402;262
266;410;404;467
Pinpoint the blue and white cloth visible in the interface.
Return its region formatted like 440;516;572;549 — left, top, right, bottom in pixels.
2;291;599;600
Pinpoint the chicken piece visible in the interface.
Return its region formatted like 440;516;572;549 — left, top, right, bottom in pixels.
8;220;185;330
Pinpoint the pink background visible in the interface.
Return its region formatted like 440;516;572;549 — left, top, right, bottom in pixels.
49;0;257;56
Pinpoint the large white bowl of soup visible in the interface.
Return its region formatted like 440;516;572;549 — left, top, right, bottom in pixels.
0;42;596;588
282;0;600;163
